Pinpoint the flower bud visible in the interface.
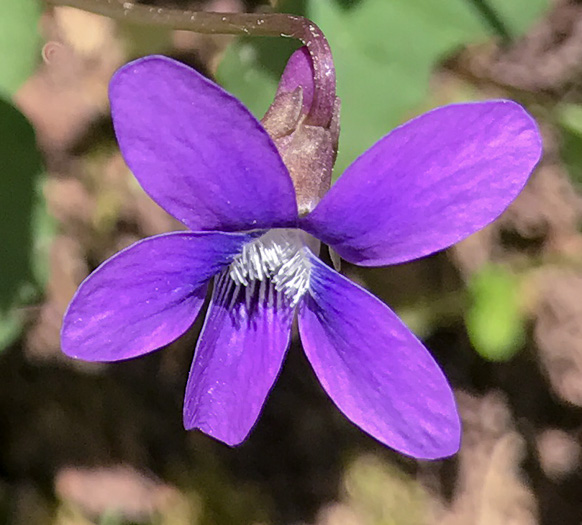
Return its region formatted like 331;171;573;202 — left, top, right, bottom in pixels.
261;47;340;215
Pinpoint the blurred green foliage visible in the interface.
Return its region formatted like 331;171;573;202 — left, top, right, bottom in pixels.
0;0;42;96
0;98;52;350
0;0;50;350
557;103;582;187
218;0;548;177
343;454;427;525
465;264;525;361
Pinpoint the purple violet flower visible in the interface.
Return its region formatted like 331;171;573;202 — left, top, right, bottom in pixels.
61;52;542;460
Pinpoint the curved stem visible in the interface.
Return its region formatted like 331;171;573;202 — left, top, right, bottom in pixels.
46;0;336;127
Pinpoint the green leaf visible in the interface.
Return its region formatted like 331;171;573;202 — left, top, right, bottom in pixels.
217;37;298;117
465;265;525;361
308;0;549;175
0;310;24;352
217;0;549;178
0;0;42;95
556;103;582;186
484;0;549;37
0;97;52;349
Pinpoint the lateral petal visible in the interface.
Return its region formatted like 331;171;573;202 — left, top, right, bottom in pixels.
299;257;460;459
184;272;293;445
301;101;542;266
110;55;298;232
61;231;251;361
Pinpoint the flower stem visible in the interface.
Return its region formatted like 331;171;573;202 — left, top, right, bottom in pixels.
46;0;336;127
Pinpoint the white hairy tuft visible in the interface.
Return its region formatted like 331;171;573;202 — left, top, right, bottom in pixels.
227;229;311;307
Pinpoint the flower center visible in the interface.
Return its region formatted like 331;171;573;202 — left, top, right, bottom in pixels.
227;229;312;307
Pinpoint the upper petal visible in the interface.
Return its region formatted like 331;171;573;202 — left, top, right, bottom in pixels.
61;231;251;361
301;101;542;266
299;256;460;459
110;55;298;232
183;272;293;445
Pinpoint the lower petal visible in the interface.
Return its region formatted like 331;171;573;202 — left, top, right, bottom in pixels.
61;231;251;361
299;257;460;459
184;272;294;445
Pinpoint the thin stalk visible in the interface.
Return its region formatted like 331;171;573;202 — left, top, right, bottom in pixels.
46;0;336;127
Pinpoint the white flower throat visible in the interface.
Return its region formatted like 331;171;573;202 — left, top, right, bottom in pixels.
227;229;312;307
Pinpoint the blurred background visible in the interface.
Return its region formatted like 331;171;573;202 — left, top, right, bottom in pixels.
1;0;581;523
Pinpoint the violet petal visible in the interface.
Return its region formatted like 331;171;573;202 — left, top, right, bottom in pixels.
110;55;298;232
277;46;314;114
299;256;460;459
61;231;252;361
183;272;293;445
301;101;542;266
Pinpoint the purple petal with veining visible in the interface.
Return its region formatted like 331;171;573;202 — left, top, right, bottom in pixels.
110;55;298;232
184;273;294;445
61;231;251;361
299;256;460;459
301;101;542;266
